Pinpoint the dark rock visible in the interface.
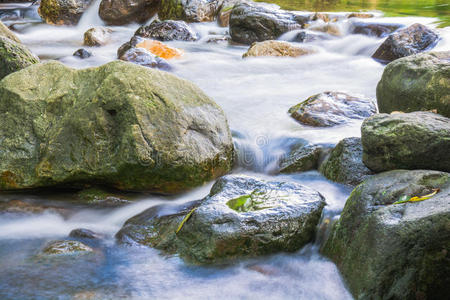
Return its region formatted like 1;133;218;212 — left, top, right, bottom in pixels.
322;170;450;300
116;174;326;264
159;0;220;22
319;137;373;186
73;48;92;59
291;30;331;43
135;20;198;41
69;228;102;239
372;23;439;63
119;44;172;71
350;21;403;37
0;36;39;80
279;143;332;173
376;51;450;117
361;112;450;172
99;0;159;25
229;2;307;45
288;91;377;127
38;0;92;25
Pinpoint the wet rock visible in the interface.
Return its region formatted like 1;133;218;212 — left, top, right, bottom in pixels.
73;48;92;59
350;21;403;37
229;2;307;45
242;40;316;58
41;240;93;255
291;30;331;43
69;228;102;239
322;170;450;299
135;20;198;41
376;51;450;117
117;174;326;264
361;112;450;173
308;23;342;36
288;91;377;127
120;47;172;71
76;188;131;207
319;137;373;186
0;36;39;80
99;0;159;25
0;199;69;216
372;23;439;63
38;0;92;25
347;12;374;19
0;20;20;43
83;27;112;47
159;0;220;22
279;143;332;173
133;39;182;59
0;61;234;193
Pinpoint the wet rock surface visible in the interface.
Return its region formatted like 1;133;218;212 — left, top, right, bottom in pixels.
159;0;220;23
361;112;450;173
135;20;198;41
288;91;377;127
350;21;403;37
73;48;92;58
99;0;159;25
322;170;450;300
243;40;316;58
40;240;93;255
117;174;326;264
38;0;92;25
69;228;102;240
279;143;332;174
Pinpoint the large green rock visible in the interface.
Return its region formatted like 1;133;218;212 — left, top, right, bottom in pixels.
116;174;326;264
0;36;39;80
39;0;92;25
377;51;450;117
0;60;234;193
361;112;450;173
322;170;450;299
0;21;21;43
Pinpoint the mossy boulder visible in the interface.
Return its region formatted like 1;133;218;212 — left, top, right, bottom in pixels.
116;174;326;264
0;36;39;80
158;0;220;22
0;21;21;43
319;137;373;186
322;170;450;299
279;142;332;174
38;0;92;25
361;112;450;173
0;60;234;193
376;51;450;117
99;0;159;25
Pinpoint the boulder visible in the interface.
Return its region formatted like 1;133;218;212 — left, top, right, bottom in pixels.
322;170;450;299
279;143;332;173
99;0;159;25
242;40;316;58
372;23;439;63
118;36;172;70
350;22;403;37
135;20;198;41
319;137;373;186
158;0;220;22
83;27;112;47
73;48;92;58
40;240;93;255
0;36;39;80
361;112;450;173
376;51;450;117
229;2;307;45
0;61;234;193
117;174;326;263
0;21;21;43
38;0;92;25
288;91;377;127
69;228;102;239
291;30;331;43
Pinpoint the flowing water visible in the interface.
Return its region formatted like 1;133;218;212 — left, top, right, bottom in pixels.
0;1;449;299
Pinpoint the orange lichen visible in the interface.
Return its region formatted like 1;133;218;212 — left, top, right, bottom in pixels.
136;40;183;60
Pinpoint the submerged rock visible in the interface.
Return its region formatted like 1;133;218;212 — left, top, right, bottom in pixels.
76;187;131;207
242;40;315;58
69;228;102;239
229;2;307;45
288;91;376;127
41;240;93;255
135;20;198;41
0;36;39;80
73;48;92;59
319;137;373;186
372;23;439;63
308;23;342;36
361;112;450;173
0;199;69;216
291;30;331;43
99;0;159;25
117;174;326;264
322;170;450;299
0;61;234;193
350;22;403;37
0;21;20;43
83;27;112;47
279;143;332;173
38;0;92;25
159;0;220;22
376;51;450;117
120;46;172;71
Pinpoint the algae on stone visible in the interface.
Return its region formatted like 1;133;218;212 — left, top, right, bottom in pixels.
0;36;39;80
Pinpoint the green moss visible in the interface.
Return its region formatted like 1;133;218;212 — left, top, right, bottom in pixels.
226;190;275;212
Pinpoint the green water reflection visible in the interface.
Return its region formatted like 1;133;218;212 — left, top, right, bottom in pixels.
260;0;449;27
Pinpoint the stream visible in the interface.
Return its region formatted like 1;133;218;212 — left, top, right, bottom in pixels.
0;1;449;299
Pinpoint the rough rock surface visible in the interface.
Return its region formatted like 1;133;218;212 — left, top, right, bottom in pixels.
0;36;39;80
135;20;198;41
39;0;92;25
0;21;21;43
0;61;234;193
158;0;220;22
242;40;315;58
322;170;450;299
376;51;450;117
41;240;93;255
99;0;159;25
350;22;403;37
117;175;326;263
279;143;332;173
83;27;112;46
73;48;92;58
288;91;377;127
319;137;373;186
372;23;439;63
361;112;450;173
